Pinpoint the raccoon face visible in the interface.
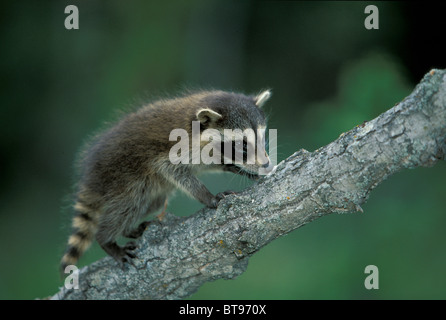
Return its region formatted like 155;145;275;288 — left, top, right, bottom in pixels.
196;90;273;177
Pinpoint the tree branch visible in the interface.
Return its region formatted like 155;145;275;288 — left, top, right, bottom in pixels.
52;69;446;300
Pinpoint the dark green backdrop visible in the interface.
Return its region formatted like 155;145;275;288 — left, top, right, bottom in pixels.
1;1;445;299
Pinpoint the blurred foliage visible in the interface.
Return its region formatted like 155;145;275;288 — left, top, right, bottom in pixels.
300;52;411;151
1;1;445;299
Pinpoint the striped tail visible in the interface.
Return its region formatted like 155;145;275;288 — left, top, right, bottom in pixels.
60;201;97;277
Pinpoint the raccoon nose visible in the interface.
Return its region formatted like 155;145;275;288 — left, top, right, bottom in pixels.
261;161;270;168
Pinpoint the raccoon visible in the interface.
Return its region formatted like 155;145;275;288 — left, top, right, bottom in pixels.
60;89;273;274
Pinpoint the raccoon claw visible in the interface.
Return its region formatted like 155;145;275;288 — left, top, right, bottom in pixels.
124;241;137;252
209;197;219;209
216;190;237;201
207;191;237;209
117;242;138;268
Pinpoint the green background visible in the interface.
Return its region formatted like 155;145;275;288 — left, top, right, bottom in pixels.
1;1;445;299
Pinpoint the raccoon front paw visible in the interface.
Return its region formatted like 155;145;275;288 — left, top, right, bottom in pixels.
206;190;237;208
208;197;219;209
215;190;237;202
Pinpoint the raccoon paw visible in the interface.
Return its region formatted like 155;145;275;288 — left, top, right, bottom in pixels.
207;191;237;209
118;242;137;267
116;242;138;268
216;190;238;202
123;241;137;258
100;241;138;269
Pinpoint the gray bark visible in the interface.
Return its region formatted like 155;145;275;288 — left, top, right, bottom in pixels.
52;69;446;300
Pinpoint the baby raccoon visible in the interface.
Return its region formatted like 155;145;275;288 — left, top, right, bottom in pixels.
60;89;273;273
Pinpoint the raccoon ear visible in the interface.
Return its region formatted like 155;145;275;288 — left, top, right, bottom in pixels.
196;108;222;126
254;90;272;108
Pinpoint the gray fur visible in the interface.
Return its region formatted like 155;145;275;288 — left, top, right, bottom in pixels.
60;90;272;269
